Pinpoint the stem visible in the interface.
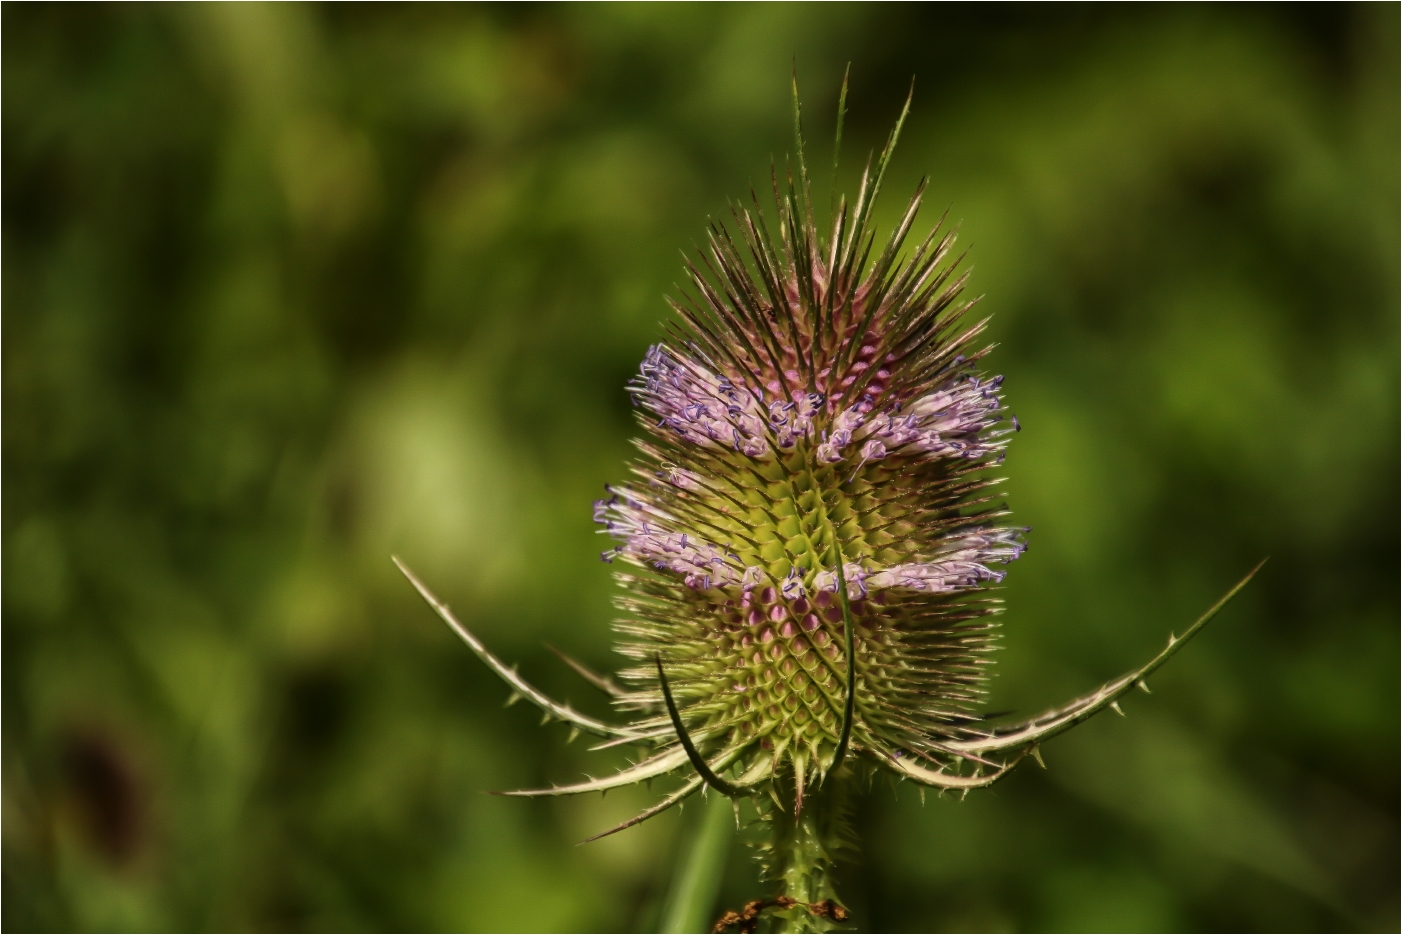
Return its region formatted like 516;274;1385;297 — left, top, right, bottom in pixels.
660;793;733;933
763;779;849;933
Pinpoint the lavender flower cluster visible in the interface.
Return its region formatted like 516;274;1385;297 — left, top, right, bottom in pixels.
633;344;1016;470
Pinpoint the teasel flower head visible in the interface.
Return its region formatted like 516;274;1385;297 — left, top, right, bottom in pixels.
397;77;1264;933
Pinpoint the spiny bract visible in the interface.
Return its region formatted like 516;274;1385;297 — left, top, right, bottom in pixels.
396;80;1262;932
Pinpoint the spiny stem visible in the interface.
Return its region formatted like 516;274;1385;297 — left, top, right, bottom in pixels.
762;780;849;934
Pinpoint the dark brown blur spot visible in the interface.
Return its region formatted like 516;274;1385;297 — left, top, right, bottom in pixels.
63;732;143;866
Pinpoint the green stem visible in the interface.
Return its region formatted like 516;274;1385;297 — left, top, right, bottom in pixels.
763;779;849;933
660;793;733;933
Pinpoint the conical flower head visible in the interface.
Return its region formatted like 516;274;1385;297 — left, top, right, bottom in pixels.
596;94;1025;807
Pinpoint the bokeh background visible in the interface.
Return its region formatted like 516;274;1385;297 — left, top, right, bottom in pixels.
4;3;1397;932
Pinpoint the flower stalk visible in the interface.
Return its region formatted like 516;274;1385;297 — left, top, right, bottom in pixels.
759;780;847;932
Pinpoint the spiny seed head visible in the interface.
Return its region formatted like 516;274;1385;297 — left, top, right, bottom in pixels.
595;94;1026;808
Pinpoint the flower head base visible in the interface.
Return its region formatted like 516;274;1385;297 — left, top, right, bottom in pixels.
397;78;1263;932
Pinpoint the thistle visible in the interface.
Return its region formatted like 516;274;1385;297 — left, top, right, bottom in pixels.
396;77;1262;933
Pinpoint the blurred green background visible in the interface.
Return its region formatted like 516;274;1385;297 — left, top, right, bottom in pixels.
4;3;1397;932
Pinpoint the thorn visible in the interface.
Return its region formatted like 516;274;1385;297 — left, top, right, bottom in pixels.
546;643;625;699
567;726;581;744
540;711;553;726
504;691;522;708
1110;701;1125;717
1030;746;1046;769
1136;679;1151;694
